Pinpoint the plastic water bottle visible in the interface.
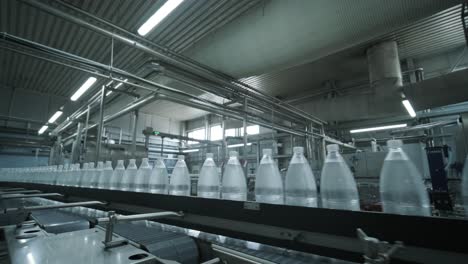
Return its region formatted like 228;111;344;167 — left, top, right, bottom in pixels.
149;158;169;194
64;164;74;186
462;155;468;216
134;158;152;192
121;159;137;191
83;162;96;188
98;161;113;189
197;153;220;199
255;149;284;204
221;151;247;201
110;160;125;190
78;163;89;187
72;163;81;187
285;147;318;207
169;155;191;196
90;161;103;188
59;164;70;186
320;144;360;211
53;164;63;185
380;140;431;216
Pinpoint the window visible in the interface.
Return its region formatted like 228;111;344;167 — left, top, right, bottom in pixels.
187;128;205;144
210;125;223;141
247;125;260;135
239;125;260;136
225;128;236;137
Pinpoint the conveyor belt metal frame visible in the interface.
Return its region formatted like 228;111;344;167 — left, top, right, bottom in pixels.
2;182;467;264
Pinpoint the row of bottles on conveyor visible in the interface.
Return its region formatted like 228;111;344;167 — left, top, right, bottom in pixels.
0;139;433;216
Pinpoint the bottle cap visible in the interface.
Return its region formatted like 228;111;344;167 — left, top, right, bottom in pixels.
177;155;185;160
105;161;112;166
97;161;103;166
327;144;339;152
263;149;272;156
129;159;136;163
206;153;213;159
293;146;304;154
117;160;124;165
229;151;238;157
142;158;149;163
387;139;403;149
88;162;95;167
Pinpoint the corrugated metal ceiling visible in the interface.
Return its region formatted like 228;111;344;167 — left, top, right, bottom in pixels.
0;0;261;98
240;4;466;98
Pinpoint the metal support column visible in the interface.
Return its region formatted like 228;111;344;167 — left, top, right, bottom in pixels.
70;122;83;163
131;110;139;156
320;124;327;168
160;137;164;157
95;85;106;163
221;116;227;161
243;99;248;174
82;105;91;162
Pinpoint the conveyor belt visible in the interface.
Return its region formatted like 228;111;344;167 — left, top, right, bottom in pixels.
219;244;356;264
112;223;199;264
31;209;90;234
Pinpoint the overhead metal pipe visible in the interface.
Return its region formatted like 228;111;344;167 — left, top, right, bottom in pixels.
62;93;159;142
20;0;325;125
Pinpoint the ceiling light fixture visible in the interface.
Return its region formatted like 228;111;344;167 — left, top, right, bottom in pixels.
48;111;63;123
182;149;199;153
137;0;184;36
71;77;97;101
38;125;48;135
106;79;128;96
402;99;417;118
227;143;253;148
350;124;407;134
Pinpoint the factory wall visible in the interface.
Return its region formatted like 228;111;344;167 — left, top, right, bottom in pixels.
93;95;182;142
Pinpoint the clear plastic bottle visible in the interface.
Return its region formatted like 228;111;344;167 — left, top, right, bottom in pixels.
380;140;431;216
90;161;103;188
462;155;468;216
134;158;152;192
82;162;95;188
64;164;75;186
285;147;318;207
221;151;247;201
54;164;63;185
149;158;169;194
255;149;284;204
78;163;89;187
197;153;220;199
120;159;137;191
169;155;191;196
110;160;125;190
320;144;360;211
98;161;113;189
71;163;80;187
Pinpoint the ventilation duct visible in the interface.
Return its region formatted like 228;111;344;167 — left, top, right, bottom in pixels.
367;41;403;90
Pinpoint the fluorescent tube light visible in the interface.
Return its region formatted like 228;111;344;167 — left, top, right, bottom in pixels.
350;124;407;134
115;79;127;89
71;77;97;101
48;111;63;123
38;125;48;135
227;143;252;148
402;99;417;118
138;0;184;36
182;149;199;153
106;79;128;96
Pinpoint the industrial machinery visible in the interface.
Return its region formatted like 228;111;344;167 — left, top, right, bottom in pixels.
0;183;467;264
